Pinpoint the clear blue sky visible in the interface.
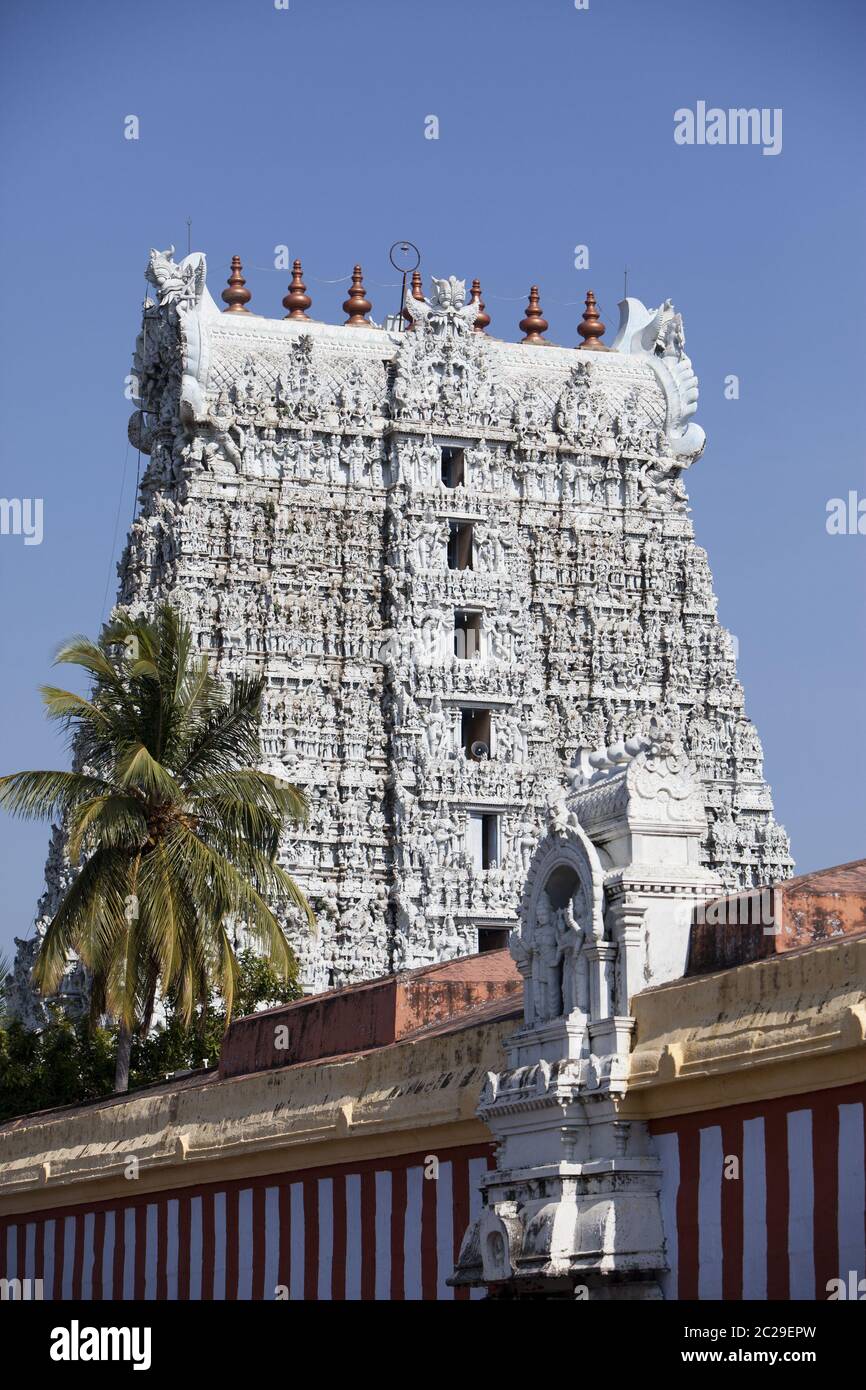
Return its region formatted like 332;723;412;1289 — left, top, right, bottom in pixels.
1;0;864;956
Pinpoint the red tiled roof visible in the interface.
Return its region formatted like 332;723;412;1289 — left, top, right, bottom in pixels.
218;949;522;1079
686;859;866;975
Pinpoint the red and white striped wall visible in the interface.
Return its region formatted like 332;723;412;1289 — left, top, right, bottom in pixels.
0;1143;493;1301
652;1083;866;1300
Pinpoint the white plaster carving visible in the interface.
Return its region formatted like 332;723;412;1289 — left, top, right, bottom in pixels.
612;297;705;461
453;723;725;1297
11;249;792;1017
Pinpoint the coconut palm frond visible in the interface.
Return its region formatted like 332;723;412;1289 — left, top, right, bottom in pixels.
0;769;116;822
114;742;180;801
67;795;148;863
2;603;312;1088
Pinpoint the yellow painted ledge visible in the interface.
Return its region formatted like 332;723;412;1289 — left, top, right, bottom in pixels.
624;935;866;1119
0;1018;512;1218
2;938;864;1217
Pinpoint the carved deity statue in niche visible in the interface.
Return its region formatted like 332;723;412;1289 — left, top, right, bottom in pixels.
513;876;593;1028
533;899;563;1021
423;693;448;760
553;897;590;1017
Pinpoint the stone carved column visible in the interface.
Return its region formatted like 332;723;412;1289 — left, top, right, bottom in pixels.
583;939;616;1024
605;897;647;1016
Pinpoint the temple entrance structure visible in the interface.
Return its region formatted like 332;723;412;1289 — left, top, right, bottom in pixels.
9;249;792;1015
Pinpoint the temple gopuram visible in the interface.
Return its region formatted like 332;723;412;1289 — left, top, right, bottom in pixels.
4;249;859;1303
12;248;791;1006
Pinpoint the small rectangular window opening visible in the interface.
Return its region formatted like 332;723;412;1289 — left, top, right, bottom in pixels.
461;707;492;760
467;812;499;870
454;609;482;659
448;521;473;571
441;447;465;489
478;926;509;953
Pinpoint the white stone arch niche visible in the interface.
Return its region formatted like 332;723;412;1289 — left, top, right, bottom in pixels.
513;823;607;1029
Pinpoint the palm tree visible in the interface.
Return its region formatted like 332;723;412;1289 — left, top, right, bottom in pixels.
0;605;311;1092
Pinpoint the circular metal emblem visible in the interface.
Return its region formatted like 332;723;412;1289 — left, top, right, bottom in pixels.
388;240;421;274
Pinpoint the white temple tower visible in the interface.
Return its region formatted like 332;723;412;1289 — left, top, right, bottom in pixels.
17;250;792;1002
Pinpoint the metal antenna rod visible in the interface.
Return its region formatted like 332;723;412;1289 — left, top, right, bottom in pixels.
399;270;407;329
389;241;421;332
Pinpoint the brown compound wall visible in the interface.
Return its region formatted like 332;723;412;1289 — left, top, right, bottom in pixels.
219;950;522;1079
686;859;866;975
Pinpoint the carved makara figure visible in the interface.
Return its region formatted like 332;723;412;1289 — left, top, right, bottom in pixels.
145;246;206;309
653;300;687;359
612;296;704;459
400;276;477;342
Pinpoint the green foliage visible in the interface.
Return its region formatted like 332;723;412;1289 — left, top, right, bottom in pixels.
0;949;301;1122
0;1012;116;1122
0;604;312;1091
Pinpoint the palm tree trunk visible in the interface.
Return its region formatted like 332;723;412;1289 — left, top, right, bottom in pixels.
114;1021;133;1094
140;975;157;1039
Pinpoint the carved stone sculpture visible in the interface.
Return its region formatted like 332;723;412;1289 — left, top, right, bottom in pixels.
8;251;791;1016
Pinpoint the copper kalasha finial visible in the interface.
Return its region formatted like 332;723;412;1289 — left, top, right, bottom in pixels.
404;269;425;328
282;259;312;319
343;265;372;326
470;278;490;333
577;289;610;350
222;255;252;314
519;285;548;343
